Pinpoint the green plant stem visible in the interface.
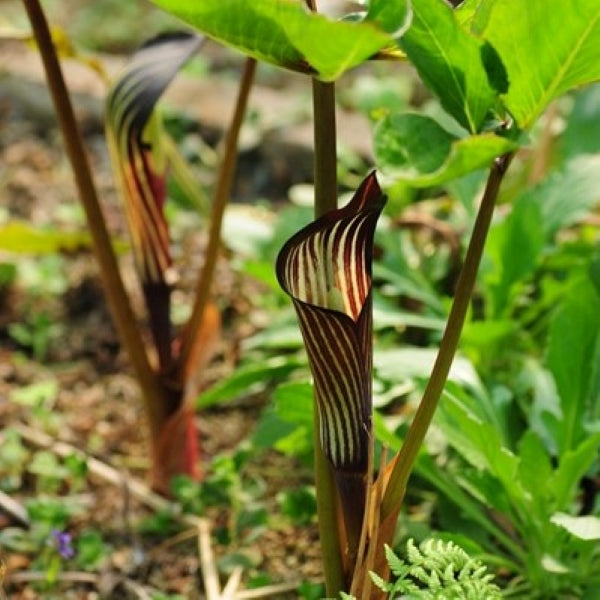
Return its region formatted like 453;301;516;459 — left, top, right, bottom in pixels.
22;0;168;435
381;152;514;519
312;79;338;217
308;0;342;584
311;74;345;594
313;404;346;595
177;57;256;376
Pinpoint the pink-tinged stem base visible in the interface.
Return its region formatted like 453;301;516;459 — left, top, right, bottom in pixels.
150;404;200;495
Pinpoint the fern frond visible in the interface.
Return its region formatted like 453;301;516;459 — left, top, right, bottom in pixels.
370;537;502;599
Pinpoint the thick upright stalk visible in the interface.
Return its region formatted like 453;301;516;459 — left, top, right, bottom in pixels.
313;403;345;595
307;0;342;586
311;74;345;595
381;153;514;518
312;80;338;217
177;58;256;376
22;0;167;434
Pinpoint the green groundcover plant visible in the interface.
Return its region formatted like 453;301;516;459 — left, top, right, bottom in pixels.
18;0;600;597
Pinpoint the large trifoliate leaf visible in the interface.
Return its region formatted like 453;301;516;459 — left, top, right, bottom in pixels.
481;0;600;129
150;0;403;80
398;0;505;132
374;113;516;187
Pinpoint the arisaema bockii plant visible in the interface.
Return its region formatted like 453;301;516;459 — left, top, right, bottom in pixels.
24;0;600;594
24;2;254;495
105;32;222;493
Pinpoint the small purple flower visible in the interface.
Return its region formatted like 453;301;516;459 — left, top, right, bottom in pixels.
51;530;75;559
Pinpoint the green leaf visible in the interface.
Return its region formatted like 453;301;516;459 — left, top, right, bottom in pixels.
518;155;600;238
277;486;316;525
482;0;600;129
75;530;109;570
518;359;562;454
517;430;552;504
195;357;300;408
399;0;503;132
366;0;412;36
551;433;600;508
0;222;93;254
28;451;67;479
415;453;519;557
561;83;600;157
374;113;516;187
253;381;314;459
550;513;600;541
483;155;600;317
272;381;314;427
545;277;600;455
373;295;446;332
484;196;545;317
10;380;59;406
375;348;481;390
150;0;394;80
437;391;525;508
454;0;496;34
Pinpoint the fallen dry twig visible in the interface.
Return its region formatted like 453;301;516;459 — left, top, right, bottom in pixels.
198;518;221;600
221;566;244;600
7;570;98;585
234;581;302;599
0;490;29;527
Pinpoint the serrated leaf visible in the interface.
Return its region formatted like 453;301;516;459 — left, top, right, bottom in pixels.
374;113;516;187
399;0;503;132
482;0;600;129
150;0;393;80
